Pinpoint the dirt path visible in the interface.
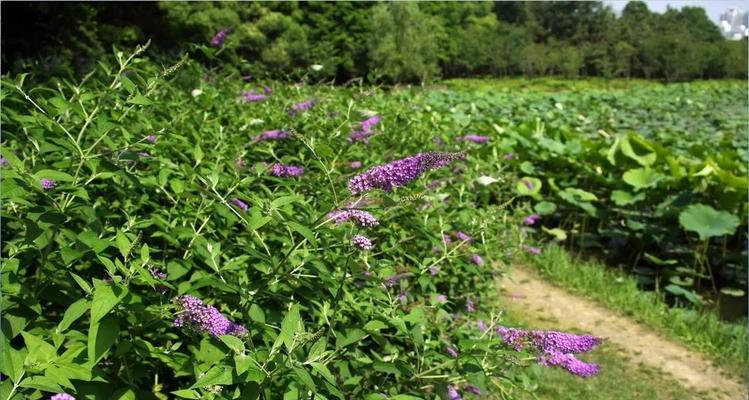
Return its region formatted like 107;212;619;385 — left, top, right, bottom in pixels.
500;266;747;400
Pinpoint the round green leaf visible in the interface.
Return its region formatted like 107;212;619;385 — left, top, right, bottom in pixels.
678;204;740;240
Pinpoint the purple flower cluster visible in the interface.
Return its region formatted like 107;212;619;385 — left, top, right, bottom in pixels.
269;163;304;177
290;99;315;114
40;178;56;190
384;272;413;288
523;214;540;225
397;290;409;303
350;161;362;169
0;156;8;167
497;325;602;377
465;297;476;312
243;91;267;102
435;294;447;303
466;385;481;395
348;152;461;195
349;115;381;144
538;351;600;377
477;320;489;333
428;266;440;276
447;386;462;400
146;134;157;143
256;130;290;141
173;295;247;337
470;253;484;266
462;134;490;144
50;395;75;400
454;231;473;243
446;346;459;358
523;244;542;255
327;209;379;227
351;234;373;251
231;198;249;212
211;28;230;47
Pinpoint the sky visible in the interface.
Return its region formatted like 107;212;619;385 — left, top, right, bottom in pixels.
603;0;747;25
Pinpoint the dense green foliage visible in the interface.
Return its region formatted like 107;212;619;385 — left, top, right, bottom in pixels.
1;45;547;399
431;79;748;305
2;1;746;83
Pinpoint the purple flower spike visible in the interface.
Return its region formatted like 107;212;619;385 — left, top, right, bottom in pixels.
360;115;381;132
470;254;484;266
466;385;481;395
538;351;600;377
269;163;304;177
290;99;315;115
447;386;462;400
397;290;409;303
465;298;476;313
173;295;247;337
50;395;76;400
446;346;459;358
435;294;447;303
477;320;488;333
523;214;540;225
327;209;379;227
350;161;362;169
351;234;373;251
428;266;439;276
40;178;57;190
523;244;542;255
462;134;490;144
533;331;602;354
454;231;472;243
256;130;290;141
348;152;461;195
211;28;230;47
146;134;157;143
231;198;249;212
243;91;266;102
349;130;374;144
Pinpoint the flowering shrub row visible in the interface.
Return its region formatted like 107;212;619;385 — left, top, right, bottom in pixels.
0;45;596;399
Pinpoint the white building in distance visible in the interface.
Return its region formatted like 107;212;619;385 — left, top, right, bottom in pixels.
719;8;748;40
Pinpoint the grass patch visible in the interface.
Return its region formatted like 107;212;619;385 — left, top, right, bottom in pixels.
522;244;747;376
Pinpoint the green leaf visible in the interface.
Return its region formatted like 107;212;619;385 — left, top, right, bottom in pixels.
310;362;337;385
620;135;656;166
57;299;90;332
280;304;301;351
88;314;119;363
91;282;127;323
249;304;265;324
541;226;567;241
69;272;93;294
293;366;315;391
287;221;317;247
120;75;136;94
622;168;663;190
115;230;131;258
516;177;542;200
33;169;75;182
128;95;153;105
678;204;740;240
191;366;233;388
534;201;556;215
172;390;201;399
2;339;25;382
21;332;57;367
611;190;646;206
219;335;245;354
373;362;400;375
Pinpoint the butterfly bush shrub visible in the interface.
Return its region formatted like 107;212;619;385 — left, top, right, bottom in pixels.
0;45;591;399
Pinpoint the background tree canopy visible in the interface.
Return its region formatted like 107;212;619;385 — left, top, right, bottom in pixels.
1;1;746;83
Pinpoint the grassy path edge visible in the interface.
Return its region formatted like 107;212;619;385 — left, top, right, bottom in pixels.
516;244;748;376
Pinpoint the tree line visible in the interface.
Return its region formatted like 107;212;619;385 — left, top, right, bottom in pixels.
2;1;746;83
